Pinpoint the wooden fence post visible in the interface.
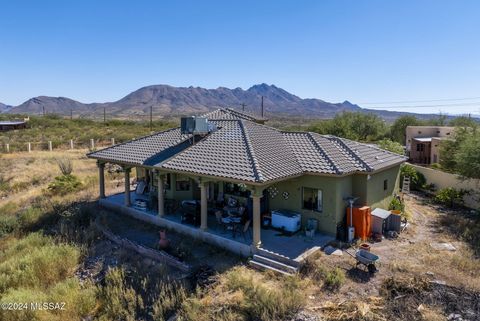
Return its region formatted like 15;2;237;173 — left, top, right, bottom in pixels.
90;139;95;150
48;141;52;151
27;142;31;153
70;139;74;150
5;144;9;153
111;138;115;145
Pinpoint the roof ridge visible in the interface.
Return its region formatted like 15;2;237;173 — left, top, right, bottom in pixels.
306;133;342;174
341;136;409;160
87;127;186;157
225;107;265;120
327;136;374;172
238;120;264;182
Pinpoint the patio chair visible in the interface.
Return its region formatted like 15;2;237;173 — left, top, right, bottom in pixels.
215;192;224;208
237;219;251;241
135;180;147;195
215;210;228;232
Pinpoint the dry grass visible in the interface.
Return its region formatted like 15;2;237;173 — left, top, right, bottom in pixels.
0;149;116;210
178;266;309;321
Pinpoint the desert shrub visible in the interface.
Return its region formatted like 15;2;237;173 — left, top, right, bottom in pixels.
150;281;188;321
179;266;307;321
10;181;31;193
430;163;442;170
56;157;73;175
0;233;80;293
382;276;430;299
433;188;468;208
97;267;144;321
0;287;49;321
400;164;426;190
97;265;188;321
47;174;83;195
437;211;480;255
300;257;328;281
0;174;9;192
388;197;405;212
0;215;19;237
17;206;44;230
324;267;346;290
47;278;97;321
0;278;96;321
0;202;19;216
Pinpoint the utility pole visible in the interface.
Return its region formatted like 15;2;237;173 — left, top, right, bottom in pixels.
261;96;264;118
103;107;106;124
150;106;153;132
70;109;73;120
241;103;246;112
42;105;45;116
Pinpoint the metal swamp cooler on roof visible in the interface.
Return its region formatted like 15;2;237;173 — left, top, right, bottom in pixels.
181;116;210;135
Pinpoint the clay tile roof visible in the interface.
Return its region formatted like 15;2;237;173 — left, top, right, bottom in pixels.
87;108;406;183
87;128;192;165
202;108;266;122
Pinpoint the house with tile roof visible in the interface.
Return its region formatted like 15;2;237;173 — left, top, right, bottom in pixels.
87;108;406;266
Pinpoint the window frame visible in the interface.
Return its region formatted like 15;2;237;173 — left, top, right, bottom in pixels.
302;187;323;212
176;176;191;191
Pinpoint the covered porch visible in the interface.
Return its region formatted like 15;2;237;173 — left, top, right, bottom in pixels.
100;192;333;260
96;162;333;261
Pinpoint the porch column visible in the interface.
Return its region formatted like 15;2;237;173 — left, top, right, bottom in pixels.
252;190;263;248
124;167;131;207
157;171;165;217
200;181;208;230
97;161;105;199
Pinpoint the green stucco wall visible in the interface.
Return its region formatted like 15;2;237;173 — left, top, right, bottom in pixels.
365;165;401;210
267;175;352;236
266;165;401;236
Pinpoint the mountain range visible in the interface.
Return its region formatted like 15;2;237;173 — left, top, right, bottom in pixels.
0;83;451;120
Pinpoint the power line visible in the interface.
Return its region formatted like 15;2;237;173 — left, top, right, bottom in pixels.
363;102;480;109
359;96;480;105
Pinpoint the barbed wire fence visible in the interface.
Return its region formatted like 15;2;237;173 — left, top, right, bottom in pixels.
0;137;123;154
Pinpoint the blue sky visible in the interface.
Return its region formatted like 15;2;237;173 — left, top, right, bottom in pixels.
1;0;479;114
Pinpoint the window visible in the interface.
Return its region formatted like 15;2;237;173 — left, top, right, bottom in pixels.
302;187;322;212
224;183;250;197
176;177;190;191
416;144;424;152
383;179;388;191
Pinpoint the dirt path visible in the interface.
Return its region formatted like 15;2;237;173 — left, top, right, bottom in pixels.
305;192;480;317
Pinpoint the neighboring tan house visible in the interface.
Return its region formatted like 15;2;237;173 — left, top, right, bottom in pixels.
406;126;455;164
87;108;406;263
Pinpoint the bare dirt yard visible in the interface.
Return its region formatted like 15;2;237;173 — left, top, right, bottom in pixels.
300;192;480;321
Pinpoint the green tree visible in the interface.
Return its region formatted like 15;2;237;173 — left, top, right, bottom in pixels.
449;115;478;128
439;126;471;173
453;130;480;179
428;113;448;126
377;139;404;155
318;112;387;141
390;115;421;144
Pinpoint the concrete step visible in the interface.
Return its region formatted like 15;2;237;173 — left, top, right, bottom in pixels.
252;254;298;274
256;247;299;267
248;259;293;276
